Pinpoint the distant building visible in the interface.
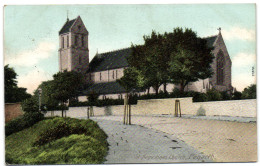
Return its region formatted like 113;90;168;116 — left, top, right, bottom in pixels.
58;16;232;101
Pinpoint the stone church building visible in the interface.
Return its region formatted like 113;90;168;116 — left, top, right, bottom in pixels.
58;16;232;101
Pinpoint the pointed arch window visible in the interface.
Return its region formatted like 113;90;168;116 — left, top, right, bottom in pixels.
216;50;225;85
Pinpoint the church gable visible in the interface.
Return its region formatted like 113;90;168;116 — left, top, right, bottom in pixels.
70;16;88;34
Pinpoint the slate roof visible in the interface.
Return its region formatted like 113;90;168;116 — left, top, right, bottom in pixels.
88;48;132;72
80;82;128;95
204;35;218;47
59;19;77;35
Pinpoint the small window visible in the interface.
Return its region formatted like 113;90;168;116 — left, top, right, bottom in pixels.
75;35;78;46
62;37;64;48
100;72;102;80
82;35;84;47
67;36;69;48
118;95;121;99
78;25;81;30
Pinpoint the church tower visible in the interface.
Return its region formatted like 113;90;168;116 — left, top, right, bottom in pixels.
58;16;89;77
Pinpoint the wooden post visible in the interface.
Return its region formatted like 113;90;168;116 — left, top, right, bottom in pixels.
179;101;182;117
129;104;131;125
90;106;94;117
123;95;126;124
175;100;181;117
87;107;90;119
126;96;129;124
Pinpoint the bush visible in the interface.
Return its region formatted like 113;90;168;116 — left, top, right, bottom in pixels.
221;91;231;100
192;92;208;102
232;91;242;100
16;134;108;164
33;117;108;147
5;112;44;136
206;89;222;101
6;117;109;164
242;84;256;99
21;97;39;113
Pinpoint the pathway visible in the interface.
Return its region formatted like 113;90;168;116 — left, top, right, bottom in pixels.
89;117;213;163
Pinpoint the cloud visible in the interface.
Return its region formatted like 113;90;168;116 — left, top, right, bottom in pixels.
5;41;56;67
232;73;256;92
232;52;256;67
17;68;52;94
222;27;255;41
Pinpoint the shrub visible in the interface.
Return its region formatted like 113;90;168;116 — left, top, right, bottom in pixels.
5;112;44;136
192;92;208;102
232;91;242;100
221;91;231;100
16;135;108;164
242;84;256;99
206;89;222;101
21;97;39;113
33;117;108;147
6;117;109;164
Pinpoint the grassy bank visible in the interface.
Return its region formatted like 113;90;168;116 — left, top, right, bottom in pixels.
5;117;108;164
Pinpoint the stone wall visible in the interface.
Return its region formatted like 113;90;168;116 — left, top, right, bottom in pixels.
45;98;257;118
5;103;23;123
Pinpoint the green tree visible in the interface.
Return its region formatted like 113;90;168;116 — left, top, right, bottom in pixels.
242;84;256;99
35;80;59;111
52;71;84;117
167;28;214;93
130;31;169;95
232;91;242;100
117;67;141;93
4;65;31;103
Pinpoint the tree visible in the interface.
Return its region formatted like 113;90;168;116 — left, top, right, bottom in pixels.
242;84;256;99
51;71;84;117
167;28;214;93
35;80;59;111
4;65;31;103
130;31;169;95
232;91;242;100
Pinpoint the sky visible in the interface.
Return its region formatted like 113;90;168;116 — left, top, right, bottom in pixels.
3;4;256;94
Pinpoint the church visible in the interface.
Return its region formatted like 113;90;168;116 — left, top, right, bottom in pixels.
58;16;232;101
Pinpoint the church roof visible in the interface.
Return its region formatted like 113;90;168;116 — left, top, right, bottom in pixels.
80;82;128;95
59;19;77;35
88;35;218;73
88;48;132;72
204;35;218;47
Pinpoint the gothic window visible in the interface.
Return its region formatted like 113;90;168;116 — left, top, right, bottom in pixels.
100;72;102;80
82;35;84;47
75;35;78;46
216;50;225;85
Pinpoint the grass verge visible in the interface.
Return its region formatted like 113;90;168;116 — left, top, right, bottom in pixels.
5;117;108;164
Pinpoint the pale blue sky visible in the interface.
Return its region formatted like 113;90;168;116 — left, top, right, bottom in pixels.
4;4;256;93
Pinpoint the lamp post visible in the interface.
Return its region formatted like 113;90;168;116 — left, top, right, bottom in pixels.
38;88;42;112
